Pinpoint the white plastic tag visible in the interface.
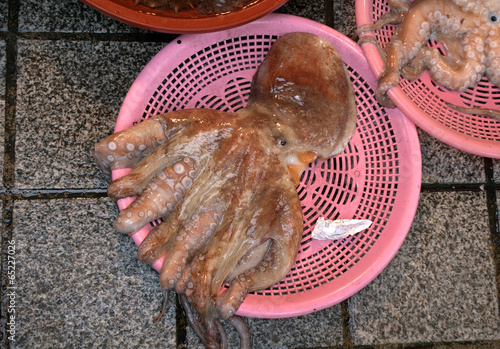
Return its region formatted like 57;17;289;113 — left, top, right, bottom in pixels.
311;217;372;241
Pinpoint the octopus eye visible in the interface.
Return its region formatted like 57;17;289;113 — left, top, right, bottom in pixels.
279;140;287;146
489;12;499;23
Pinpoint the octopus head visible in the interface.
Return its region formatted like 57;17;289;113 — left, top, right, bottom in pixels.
246;32;357;184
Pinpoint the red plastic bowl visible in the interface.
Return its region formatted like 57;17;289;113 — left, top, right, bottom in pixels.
80;0;288;33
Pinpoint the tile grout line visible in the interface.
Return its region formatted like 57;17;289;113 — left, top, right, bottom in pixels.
3;1;18;195
324;0;334;29
175;293;188;349
484;158;500;322
420;182;496;191
341;299;353;347
1;0;19;347
11;31;177;43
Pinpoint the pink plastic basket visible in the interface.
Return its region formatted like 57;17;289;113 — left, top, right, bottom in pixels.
111;13;421;318
355;0;500;158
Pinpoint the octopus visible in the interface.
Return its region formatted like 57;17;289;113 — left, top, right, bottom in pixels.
94;32;357;348
357;0;500;116
134;0;254;14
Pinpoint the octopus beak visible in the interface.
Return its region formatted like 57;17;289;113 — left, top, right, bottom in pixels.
287;151;317;186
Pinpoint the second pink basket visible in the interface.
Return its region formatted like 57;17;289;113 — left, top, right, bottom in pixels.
356;0;500;158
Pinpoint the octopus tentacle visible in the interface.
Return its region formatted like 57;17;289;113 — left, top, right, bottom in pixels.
173;205;262;319
225;240;271;282
95;109;227;181
137;178;228;265
399;27;469;81
107;131;213;200
180;271;248;349
94;117;168;179
446;102;500;120
386;0;411;11
153;289;170;323
427;32;486;91
179;294;221;349
108;112;242;201
218;234;301;319
357;0;410;36
216;186;303;319
400;55;426;80
226;316;251;349
358;36;388;64
107;144;189;200
357;11;407;34
137;220;179;265
377;43;406;107
159;209;221;290
376;0;467;105
485;29;500;86
94;110;198;178
114;157;196;234
214;319;228;349
136;192;203;266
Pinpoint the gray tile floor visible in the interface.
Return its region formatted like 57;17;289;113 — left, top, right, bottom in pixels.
1;0;499;348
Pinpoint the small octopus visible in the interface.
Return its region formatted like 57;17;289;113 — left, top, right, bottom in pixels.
358;0;500;116
94;32;357;348
134;0;254;14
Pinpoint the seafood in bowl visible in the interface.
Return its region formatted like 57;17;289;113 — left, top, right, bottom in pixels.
94;32;356;348
357;0;500;116
135;0;255;14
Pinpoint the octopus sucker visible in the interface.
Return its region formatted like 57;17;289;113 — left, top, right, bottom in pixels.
358;0;500;114
114;157;196;234
95;32;357;348
94;118;167;178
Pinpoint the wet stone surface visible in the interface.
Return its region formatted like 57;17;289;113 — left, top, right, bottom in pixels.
349;191;499;345
11;199;176;348
14;40;164;190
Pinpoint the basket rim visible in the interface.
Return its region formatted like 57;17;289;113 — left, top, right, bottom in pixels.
355;0;500;159
112;13;422;318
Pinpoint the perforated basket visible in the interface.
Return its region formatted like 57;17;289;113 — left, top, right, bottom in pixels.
111;13;421;318
355;0;500;158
